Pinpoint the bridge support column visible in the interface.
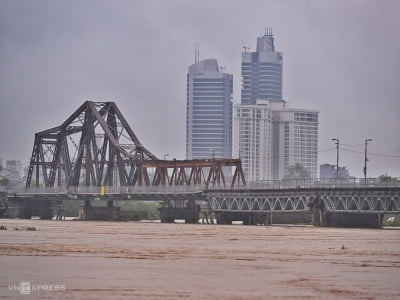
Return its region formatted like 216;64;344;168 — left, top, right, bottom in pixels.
158;199;200;223
215;212;233;224
200;200;214;224
214;212;272;225
79;200;121;221
318;211;383;228
270;212;312;224
3;197;26;218
4;197;54;219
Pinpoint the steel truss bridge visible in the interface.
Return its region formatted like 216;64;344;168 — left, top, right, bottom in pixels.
206;186;400;216
25;101;245;189
5;179;400;214
1;101;399;225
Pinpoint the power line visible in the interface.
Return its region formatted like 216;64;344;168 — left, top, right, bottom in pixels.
369;146;400;152
340;143;364;147
237;147;400;160
342;148;400;158
329;141;400;154
369;152;400;158
318;147;336;152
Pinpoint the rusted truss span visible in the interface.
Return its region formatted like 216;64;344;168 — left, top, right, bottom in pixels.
139;159;245;188
26;101;245;188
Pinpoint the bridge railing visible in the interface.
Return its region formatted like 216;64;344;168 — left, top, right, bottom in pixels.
9;186;67;194
208;178;400;190
14;185;206;195
4;178;400;195
68;185;205;194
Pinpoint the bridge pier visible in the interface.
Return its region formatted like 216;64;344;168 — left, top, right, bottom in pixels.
269;212;312;224
318;211;384;228
79;200;121;221
2;197;26;218
214;212;271;225
158;199;200;223
213;211;312;225
4;197;54;219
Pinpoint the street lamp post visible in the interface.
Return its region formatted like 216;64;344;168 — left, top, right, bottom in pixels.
332;138;339;178
364;139;372;185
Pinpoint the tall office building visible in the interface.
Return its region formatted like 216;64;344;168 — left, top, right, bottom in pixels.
241;29;283;104
236;30;318;180
186;59;233;159
234;100;318;180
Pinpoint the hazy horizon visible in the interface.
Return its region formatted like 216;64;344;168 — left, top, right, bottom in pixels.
1;0;399;178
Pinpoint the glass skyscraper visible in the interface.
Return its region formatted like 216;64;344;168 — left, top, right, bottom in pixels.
235;31;319;180
186;59;233;159
241;29;283;104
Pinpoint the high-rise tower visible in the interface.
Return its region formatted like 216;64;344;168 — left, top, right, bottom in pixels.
235;30;318;180
234;100;318;180
186;59;233;159
241;29;283;104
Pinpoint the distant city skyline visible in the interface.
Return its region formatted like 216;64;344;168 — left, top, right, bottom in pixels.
0;0;399;178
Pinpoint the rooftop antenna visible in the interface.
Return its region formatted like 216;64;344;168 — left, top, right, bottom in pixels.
194;43;200;63
243;46;249;52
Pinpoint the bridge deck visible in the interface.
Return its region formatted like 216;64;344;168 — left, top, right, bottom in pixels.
3;180;400;214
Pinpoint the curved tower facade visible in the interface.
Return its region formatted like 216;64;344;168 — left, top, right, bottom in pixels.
186;59;233;159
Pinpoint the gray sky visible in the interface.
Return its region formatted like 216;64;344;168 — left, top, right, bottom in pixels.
0;0;399;178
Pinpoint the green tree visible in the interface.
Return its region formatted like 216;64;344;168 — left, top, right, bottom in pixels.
283;163;310;180
378;174;398;183
0;178;10;186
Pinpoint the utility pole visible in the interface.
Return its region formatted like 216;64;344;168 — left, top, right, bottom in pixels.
364;139;372;185
332;138;339;178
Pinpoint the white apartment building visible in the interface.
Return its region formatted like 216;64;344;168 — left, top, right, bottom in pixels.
234;100;318;180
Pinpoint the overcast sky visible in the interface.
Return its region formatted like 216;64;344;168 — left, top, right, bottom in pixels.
0;0;399;178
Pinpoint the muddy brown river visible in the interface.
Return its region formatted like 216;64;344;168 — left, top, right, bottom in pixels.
0;219;399;299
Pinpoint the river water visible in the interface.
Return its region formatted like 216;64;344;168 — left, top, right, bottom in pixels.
0;219;399;299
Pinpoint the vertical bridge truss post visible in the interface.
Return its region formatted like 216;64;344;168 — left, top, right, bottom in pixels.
26;101;246;189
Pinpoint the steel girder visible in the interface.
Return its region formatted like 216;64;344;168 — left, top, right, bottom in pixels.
26;101;246;188
206;187;400;213
207;190;312;212
26;101;157;188
319;188;400;213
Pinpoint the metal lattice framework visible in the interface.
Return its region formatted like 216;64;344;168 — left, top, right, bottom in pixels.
207;188;400;213
320;188;400;213
208;190;312;212
26;101;245;188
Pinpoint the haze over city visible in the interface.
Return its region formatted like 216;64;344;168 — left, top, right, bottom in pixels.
0;0;399;178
